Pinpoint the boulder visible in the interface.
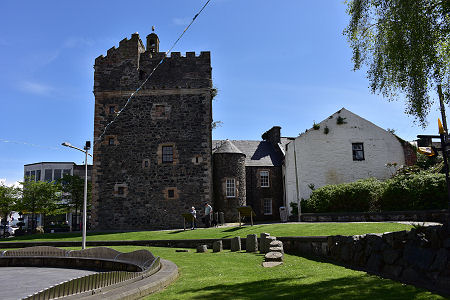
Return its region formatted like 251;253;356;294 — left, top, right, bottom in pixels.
231;236;241;252
213;240;223;253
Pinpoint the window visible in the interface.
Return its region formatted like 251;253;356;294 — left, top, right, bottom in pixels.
155;104;166;118
264;198;273;215
35;170;41;181
109;106;116;114
30;170;36;181
25;171;31;181
63;169;71;176
117;187;125;195
144;160;149;167
352;143;365;161
109;138;115;145
168;189;175;198
260;171;269;187
162;146;173;163
53;169;62;180
226;178;236;198
44;169;52;182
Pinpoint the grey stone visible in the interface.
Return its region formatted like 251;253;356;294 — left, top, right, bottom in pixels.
262;261;283;268
382;264;403;278
231;236;241;252
197;245;208;253
269;240;283;248
246;234;258;252
269;247;284;254
265;252;283;262
262;236;276;254
430;248;448;271
383;249;400;265
213;240;223;253
403;245;435;270
260;233;270;253
401;267;420;282
366;253;383;272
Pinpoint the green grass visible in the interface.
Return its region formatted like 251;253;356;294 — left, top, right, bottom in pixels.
108;246;446;300
2;223;413;242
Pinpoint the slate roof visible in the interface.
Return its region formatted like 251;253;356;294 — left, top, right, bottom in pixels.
213;140;244;154
213;140;283;167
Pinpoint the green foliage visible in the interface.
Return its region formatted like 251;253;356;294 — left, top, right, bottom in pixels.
305;178;385;213
381;172;447;211
305;171;447;213
17;180;63;216
324;126;330;134
289;202;298;216
57;174;91;213
313;122;320;130
336;116;347;125
344;0;450;127
0;184;20;219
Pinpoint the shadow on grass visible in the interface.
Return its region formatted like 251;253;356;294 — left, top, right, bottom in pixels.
168;230;185;235
2;231;119;242
179;276;438;300
222;227;245;233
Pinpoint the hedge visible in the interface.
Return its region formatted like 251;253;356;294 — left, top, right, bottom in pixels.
302;173;447;213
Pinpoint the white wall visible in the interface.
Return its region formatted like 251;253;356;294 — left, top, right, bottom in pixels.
284;108;406;212
24;162;74;181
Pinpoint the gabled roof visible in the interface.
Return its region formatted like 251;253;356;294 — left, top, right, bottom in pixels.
213;140;283;167
213;139;245;154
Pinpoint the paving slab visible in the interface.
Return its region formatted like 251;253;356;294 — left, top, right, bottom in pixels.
0;267;98;300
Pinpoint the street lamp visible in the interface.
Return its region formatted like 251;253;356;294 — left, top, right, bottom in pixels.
61;141;92;249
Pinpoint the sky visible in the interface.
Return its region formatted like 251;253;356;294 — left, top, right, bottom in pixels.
0;0;445;185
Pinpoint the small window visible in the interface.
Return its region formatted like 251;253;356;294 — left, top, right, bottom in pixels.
30;170;36;181
260;171;269;187
162;146;173;163
144;160;149;167
264;198;273;215
109;138;115;145
25;171;31;181
44;169;52;182
168;189;175;198
54;169;62;180
226;178;236;198
109;106;116;114
35;170;41;181
155;104;166;118
118;187;125;195
352;143;365;161
63;169;71;176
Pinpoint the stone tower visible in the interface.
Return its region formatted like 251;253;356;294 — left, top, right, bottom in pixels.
91;32;213;230
213;140;246;222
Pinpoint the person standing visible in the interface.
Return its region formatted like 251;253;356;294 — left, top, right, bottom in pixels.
204;202;213;228
190;207;197;230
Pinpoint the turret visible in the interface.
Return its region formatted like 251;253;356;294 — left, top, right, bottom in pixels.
146;33;159;53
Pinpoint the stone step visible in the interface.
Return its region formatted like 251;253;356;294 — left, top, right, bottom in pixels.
269;246;284;254
262;261;283;268
264;251;283;262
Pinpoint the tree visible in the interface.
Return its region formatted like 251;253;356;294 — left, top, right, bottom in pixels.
58;174;91;230
0;184;20;237
344;0;450;127
17;180;63;232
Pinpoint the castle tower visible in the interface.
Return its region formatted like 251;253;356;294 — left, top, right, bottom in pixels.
91;32;213;230
213;140;246;222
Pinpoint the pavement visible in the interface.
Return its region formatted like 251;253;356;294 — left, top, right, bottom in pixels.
0;267;98;300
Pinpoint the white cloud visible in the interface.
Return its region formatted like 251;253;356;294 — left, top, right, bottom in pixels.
20;81;54;96
172;17;191;26
0;178;21;188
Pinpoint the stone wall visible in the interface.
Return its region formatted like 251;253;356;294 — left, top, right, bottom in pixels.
280;226;450;296
213;153;246;222
92;33;213;230
246;166;283;221
299;210;449;223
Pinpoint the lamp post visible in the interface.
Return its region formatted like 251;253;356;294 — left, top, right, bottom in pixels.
61;141;92;249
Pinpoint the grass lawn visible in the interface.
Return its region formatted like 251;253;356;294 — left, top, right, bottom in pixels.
107;245;445;300
1;222;413;242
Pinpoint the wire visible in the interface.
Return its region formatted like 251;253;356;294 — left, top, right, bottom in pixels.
0;138;60;151
95;0;212;146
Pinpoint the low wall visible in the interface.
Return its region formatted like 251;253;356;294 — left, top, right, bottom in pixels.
280;226;450;296
299;209;449;223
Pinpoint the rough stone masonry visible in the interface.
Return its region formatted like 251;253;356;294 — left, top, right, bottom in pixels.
91;32;213;230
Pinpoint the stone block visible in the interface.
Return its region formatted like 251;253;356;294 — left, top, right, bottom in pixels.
366;253;383;272
269;240;283;248
213;240;223;253
260;233;270;253
265;251;283;262
246;234;258;252
197;245;208;253
383;249;400;265
262;261;283;268
382;264;403;278
430;248;448;271
262;236;276;254
401;267;420;282
231;237;241;252
269;247;284;254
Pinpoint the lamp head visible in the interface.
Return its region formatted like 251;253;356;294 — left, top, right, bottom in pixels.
61;142;72;147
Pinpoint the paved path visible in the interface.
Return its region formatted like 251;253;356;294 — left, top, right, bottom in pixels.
0;267;98;300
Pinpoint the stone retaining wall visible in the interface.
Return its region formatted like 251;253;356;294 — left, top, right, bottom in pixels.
299;209;449;223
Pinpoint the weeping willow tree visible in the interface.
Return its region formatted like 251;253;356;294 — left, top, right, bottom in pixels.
344;0;450;127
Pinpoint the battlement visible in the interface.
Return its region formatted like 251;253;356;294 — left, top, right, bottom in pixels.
95;32;210;66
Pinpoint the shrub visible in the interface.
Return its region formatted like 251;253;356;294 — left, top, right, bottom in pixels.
380;172;447;211
306;178;385;213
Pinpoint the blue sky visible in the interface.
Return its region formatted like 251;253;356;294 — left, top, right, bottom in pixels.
0;0;444;185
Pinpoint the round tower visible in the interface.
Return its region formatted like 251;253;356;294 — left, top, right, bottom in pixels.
213;140;246;222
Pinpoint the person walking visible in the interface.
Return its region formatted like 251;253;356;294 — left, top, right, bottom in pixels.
190;206;197;230
204;202;212;228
